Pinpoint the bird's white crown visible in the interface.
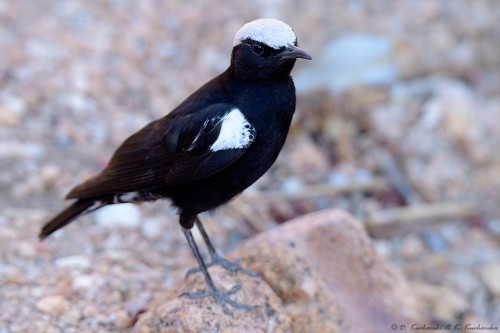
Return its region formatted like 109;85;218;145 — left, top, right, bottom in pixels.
233;18;297;49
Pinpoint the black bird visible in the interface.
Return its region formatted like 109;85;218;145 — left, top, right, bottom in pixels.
40;18;311;314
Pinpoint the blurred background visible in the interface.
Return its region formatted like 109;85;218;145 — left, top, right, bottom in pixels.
1;0;499;331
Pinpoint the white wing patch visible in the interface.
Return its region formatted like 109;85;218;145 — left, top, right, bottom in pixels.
233;18;297;49
210;108;255;152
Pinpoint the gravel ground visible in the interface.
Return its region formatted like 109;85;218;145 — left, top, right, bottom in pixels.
1;1;499;332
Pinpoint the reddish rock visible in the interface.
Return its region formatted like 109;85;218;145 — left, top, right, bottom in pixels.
133;268;291;333
134;209;426;333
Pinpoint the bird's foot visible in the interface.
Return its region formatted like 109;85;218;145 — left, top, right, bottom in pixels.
185;254;260;278
182;284;256;316
214;255;261;277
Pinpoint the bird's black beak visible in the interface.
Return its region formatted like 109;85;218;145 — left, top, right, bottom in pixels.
280;45;312;61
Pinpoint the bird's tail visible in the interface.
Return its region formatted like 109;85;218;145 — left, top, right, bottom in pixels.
39;199;98;240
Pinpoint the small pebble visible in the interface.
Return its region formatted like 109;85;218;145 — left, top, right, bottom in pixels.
59;308;81;326
400;235;425;259
414;283;469;322
421;230;449;252
0;142;45;159
35;295;69;315
140;217;164;239
282;177;304;194
478;262;500;297
113;309;132;329
55;254;91;269
73;274;100;290
15;241;37;259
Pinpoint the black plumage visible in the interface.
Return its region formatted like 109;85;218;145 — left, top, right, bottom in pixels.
40;18;311;314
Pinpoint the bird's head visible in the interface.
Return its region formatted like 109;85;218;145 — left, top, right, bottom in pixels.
230;18;312;81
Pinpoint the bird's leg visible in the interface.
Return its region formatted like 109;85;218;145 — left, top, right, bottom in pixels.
185;216;260;278
180;214;256;315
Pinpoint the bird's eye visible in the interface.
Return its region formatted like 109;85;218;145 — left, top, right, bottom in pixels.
252;44;264;55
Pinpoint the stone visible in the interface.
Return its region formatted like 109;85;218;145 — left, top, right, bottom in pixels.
16;241;37;259
413;283;469;322
0;93;26;127
0;141;45;159
59;308;82;326
35;295;70;315
478;262;500;297
114;309;133;329
94;203;141;228
286;137;331;181
1;266;25;285
134;209;426;333
240;209;425;333
54;254;91;269
400;234;426;259
0;106;22;127
141;217;165;239
72;274;99;290
133;268;291;333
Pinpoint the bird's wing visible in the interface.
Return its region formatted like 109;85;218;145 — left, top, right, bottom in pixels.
66;103;256;199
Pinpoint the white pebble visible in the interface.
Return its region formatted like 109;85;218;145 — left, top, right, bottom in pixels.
72;274;99;290
55;254;91;269
94;204;141;228
36;295;69;315
282;177;304;194
140;217;164;239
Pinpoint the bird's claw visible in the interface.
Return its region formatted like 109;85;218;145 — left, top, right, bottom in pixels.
185;266;203;278
216;256;261;277
185;254;261;279
182;284;256;316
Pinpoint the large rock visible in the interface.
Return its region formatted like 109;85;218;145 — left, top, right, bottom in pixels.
134;209;426;333
133;267;291;333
